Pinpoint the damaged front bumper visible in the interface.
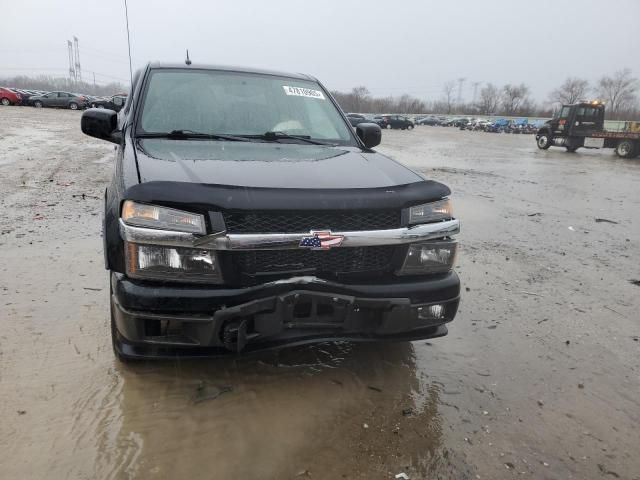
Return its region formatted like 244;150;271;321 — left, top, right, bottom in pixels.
111;271;460;358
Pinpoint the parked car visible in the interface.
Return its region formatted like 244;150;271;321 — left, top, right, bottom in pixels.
0;87;22;106
91;94;127;112
381;115;415;130
345;113;376;127
80;62;460;361
506;118;529;134
30;91;89;110
470;118;492;131
12;89;38;105
485;118;511;133
372;115;389;128
416;116;440;126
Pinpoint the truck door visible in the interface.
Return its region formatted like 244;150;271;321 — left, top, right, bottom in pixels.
554;105;572;136
569;105;604;137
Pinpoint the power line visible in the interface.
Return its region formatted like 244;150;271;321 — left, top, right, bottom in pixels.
73;36;81;83
457;77;466;104
67;40;75;82
472;81;481;104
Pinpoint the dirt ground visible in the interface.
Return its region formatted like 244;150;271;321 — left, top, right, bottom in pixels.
1;107;639;480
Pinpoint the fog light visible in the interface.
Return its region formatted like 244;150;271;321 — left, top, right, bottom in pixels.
126;242;222;283
398;241;457;275
417;303;446;320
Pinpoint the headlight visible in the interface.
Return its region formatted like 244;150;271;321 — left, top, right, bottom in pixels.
125;243;222;283
408;199;453;225
398;240;457;275
121;200;205;234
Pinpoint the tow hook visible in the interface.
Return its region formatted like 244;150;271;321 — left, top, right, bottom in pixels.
222;319;256;352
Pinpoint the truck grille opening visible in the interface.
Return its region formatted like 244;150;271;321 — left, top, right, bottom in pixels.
231;246;397;277
222;210;402;234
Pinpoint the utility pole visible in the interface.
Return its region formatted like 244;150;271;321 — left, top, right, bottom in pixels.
472;81;480;104
457;77;466;105
73;36;81;84
67;40;76;82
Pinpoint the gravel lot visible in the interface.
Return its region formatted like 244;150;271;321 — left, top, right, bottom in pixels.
1;107;639;480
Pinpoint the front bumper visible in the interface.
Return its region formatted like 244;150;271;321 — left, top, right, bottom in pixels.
111;271;460;358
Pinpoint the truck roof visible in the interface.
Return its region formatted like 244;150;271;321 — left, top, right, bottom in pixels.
146;62;316;82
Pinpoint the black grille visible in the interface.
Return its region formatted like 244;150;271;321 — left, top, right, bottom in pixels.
231;246;397;277
223;210;401;233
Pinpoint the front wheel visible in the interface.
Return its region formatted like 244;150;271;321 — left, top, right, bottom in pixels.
0;97;10;106
386;124;392;129
69;102;78;110
536;133;552;149
615;140;636;158
34;101;43;108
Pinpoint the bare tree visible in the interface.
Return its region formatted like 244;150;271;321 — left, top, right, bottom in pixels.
330;87;426;114
442;81;456;114
501;83;530;115
550;77;589;104
397;94;426;114
350;86;371;113
596;68;638;114
477;83;500;115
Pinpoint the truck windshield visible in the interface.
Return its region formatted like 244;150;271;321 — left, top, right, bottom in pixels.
137;69;355;145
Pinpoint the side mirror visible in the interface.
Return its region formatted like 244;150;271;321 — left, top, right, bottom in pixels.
81;108;120;143
356;122;381;149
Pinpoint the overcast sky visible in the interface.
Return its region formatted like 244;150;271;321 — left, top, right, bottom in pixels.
1;0;638;102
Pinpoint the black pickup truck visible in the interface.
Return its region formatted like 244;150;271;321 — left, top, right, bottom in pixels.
81;62;460;361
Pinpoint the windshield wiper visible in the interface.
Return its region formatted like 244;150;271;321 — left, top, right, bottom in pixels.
138;130;252;142
241;131;336;145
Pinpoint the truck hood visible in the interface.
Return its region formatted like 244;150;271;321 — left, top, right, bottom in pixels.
135;139;422;189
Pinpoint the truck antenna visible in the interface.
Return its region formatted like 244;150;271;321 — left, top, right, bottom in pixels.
185;49;192;66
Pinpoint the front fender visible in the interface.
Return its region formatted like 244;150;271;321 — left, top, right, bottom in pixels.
104;183;125;272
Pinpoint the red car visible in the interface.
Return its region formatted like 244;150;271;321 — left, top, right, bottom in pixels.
0;87;22;106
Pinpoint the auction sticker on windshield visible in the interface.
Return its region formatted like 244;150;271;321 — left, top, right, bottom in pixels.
282;85;325;99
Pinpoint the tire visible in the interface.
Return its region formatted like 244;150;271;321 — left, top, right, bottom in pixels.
69;102;78;110
387;124;392;129
615;140;636;158
34;101;43;108
566;146;579;153
0;97;10;106
536;132;552;149
408;125;414;130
